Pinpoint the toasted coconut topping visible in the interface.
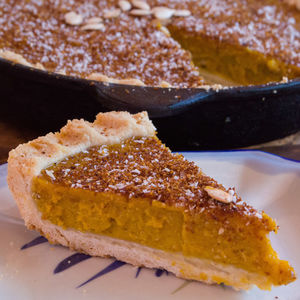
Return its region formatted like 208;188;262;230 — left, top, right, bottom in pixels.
218;227;225;235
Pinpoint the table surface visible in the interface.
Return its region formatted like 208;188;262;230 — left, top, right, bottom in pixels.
1;119;300;164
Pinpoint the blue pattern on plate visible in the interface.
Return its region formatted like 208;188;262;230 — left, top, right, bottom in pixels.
21;236;170;288
21;236;48;250
135;267;142;278
54;253;91;274
77;260;126;288
155;269;168;277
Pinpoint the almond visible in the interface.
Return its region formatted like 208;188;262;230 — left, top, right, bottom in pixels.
86;17;103;24
204;186;233;204
131;0;150;11
104;9;121;19
81;23;105;31
173;9;191;17
118;0;132;11
152;7;174;20
64;11;83;25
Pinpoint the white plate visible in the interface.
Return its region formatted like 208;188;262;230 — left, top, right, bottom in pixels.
0;151;299;300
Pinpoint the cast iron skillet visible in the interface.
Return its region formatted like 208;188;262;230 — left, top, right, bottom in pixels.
0;57;299;150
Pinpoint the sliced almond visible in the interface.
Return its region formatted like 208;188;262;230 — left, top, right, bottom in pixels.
87;74;145;86
56;69;66;75
159;26;170;36
34;62;45;70
118;0;132;11
159;80;172;88
152;7;175;20
173;9;191;17
104;8;121;19
116;78;145;86
81;23;105;31
45;170;56;181
88;73;115;82
64;11;83;25
131;0;150;10
204;186;233;204
283;0;300;10
130;9;152;16
86;17;103;24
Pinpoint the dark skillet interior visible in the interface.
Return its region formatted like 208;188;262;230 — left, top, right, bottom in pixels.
1;57;300;150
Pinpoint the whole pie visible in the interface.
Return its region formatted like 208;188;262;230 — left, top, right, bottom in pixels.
7;111;296;290
0;0;299;87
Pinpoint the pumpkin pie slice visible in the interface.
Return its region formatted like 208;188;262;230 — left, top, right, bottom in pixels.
7;111;296;290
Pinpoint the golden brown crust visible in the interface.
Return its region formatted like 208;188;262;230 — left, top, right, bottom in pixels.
0;50;45;70
87;73;146;86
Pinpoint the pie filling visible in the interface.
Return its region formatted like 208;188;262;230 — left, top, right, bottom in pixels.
31;137;295;286
169;27;300;85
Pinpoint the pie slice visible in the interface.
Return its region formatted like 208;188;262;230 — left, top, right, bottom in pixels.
7;111;296;290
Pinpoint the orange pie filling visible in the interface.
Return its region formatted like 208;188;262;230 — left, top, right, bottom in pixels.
31;137;296;288
168;25;300;85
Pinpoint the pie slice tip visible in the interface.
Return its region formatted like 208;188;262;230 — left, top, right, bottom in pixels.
7;111;296;291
